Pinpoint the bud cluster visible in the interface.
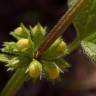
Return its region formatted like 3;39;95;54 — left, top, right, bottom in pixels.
0;23;70;81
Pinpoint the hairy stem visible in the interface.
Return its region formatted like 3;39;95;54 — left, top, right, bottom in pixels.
35;0;87;58
0;68;26;96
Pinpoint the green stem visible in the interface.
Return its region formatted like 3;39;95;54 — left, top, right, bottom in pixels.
0;68;26;96
68;38;80;53
35;0;87;58
69;32;96;53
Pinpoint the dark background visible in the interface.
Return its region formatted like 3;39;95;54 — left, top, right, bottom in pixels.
0;0;96;96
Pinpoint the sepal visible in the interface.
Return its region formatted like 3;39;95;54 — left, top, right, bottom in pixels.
41;38;69;60
30;23;46;50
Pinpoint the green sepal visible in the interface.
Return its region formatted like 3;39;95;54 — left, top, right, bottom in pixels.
42;61;57;69
10;23;30;40
0;51;31;71
41;60;60;80
0;54;12;63
6;55;30;71
41;38;69;60
1;42;19;55
0;53;19;71
5;57;20;71
30;23;46;50
55;58;70;72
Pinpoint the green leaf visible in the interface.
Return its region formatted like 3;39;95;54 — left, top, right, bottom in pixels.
81;41;96;63
72;0;96;39
83;32;96;43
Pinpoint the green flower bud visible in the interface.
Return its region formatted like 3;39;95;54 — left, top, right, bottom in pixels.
56;41;67;53
28;59;42;79
14;27;23;35
32;23;46;34
30;23;46;49
16;39;31;50
47;66;60;80
10;24;30;39
43;61;60;80
42;38;68;60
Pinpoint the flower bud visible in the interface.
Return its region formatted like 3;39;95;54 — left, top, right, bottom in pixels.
56;40;68;56
16;39;31;50
32;23;46;35
14;27;23;35
28;59;42;79
47;66;60;80
43;61;60;80
10;24;29;39
42;38;68;60
31;23;46;49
